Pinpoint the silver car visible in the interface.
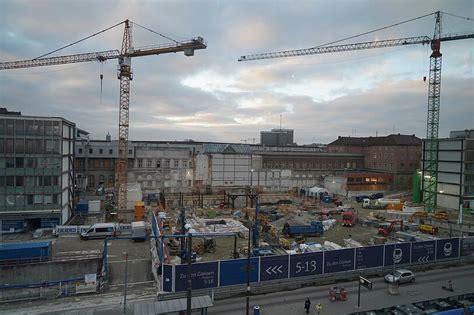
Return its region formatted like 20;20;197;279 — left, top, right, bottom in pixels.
384;269;415;284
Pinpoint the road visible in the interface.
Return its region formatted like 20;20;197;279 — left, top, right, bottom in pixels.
209;264;474;314
1;264;473;314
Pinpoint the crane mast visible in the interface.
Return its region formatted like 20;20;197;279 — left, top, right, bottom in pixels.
423;11;442;213
239;12;473;212
116;20;133;218
0;20;207;220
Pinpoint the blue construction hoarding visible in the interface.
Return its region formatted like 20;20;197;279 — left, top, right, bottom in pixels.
356;245;384;269
174;261;218;292
411;241;435;264
162;265;173;292
324;248;355;274
436;238;459;260
260;255;289;281
289;252;323;278
219;258;259;286
162;238;462;292
384;242;411;267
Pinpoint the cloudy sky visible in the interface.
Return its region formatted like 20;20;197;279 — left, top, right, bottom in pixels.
0;0;472;144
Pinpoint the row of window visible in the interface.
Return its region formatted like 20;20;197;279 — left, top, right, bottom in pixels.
137;179;192;189
0;119;61;136
0;157;61;169
0;176;60;187
263;161;359;169
136;159;191;169
0;138;61;154
75;159;115;169
0;194;60;207
78;148;128;155
88;174;114;188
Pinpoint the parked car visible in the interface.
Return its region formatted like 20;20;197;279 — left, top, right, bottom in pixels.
355;195;370;203
384;269;415;284
369;192;384;200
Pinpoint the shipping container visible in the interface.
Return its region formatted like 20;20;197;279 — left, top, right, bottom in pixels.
0;241;52;264
75;200;89;214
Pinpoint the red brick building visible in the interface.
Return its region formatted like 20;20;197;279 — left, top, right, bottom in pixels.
327;134;422;190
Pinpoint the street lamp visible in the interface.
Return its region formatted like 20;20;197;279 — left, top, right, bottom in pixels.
123;252;128;314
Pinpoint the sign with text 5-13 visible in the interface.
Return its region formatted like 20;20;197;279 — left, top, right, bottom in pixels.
290;252;323;278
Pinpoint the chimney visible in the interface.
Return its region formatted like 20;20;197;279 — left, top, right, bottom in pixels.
106;132;111;141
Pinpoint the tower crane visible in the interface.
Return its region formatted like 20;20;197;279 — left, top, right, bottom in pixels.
238;11;473;212
0;20;207;219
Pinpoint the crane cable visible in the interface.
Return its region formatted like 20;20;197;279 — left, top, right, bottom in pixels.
33;20;126;60
441;12;473;22
312;12;436;49
131;21;180;44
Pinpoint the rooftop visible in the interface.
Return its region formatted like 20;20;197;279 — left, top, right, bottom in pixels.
328;134;421;146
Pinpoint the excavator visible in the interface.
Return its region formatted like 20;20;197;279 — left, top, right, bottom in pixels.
378;220;404;237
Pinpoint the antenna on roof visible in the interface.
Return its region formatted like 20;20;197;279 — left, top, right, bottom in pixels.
279;114;282;130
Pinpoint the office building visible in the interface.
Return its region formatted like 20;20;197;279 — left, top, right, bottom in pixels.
0;109;75;231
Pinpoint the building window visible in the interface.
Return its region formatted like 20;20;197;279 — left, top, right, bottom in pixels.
147;180;153;188
188;160;192;168
16;157;24;168
156;161;161;168
128;149;132;155
6;176;14;186
6;158;15;168
174;160;179;168
147;159;152;167
99;149;103;154
79;148;83;154
89;175;95;188
34;195;43;204
15;176;24;187
109;149;113;154
89;148;93;154
138;159;143;168
183;161;188;168
165;159;170;168
99;175;105;184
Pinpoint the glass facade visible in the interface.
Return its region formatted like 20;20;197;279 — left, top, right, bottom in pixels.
0;116;73;219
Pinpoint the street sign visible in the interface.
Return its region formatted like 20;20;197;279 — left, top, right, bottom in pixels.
436;238;460;260
411;240;435;264
359;276;372;290
356;245;384;269
384;243;410;266
289;252;323;278
219;257;259;287
163;265;173;292
260;255;289;281
324;248;355;274
174;261;218;292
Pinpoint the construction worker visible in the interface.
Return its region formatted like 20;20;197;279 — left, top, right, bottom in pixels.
304;298;311;314
315;303;323;315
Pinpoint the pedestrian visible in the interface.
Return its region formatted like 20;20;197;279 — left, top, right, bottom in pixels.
304;298;311;314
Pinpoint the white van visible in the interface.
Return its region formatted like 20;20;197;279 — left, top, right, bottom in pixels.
80;223;117;240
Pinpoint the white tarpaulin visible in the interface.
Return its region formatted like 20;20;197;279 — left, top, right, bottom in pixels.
308;186;329;197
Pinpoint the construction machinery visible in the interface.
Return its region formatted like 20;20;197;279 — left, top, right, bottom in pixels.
193;238;217;255
342;210;358;227
378;220;404;237
238;11;473;213
419;224;439;235
0;20;207;219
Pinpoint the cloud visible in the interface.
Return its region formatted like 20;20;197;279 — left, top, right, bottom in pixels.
1;0;472;145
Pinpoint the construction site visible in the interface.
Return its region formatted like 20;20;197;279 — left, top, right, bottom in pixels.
1;4;474;315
